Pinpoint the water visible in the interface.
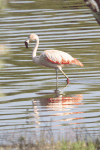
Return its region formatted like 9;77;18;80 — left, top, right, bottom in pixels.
0;0;100;138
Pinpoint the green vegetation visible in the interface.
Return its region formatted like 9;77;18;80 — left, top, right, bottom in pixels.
56;140;97;150
0;129;100;150
0;138;99;150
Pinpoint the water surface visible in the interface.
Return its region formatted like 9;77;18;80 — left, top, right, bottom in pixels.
0;0;100;138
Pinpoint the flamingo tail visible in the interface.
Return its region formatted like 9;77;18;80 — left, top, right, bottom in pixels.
72;58;83;67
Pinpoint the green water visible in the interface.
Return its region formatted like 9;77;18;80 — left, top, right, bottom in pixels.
0;0;100;137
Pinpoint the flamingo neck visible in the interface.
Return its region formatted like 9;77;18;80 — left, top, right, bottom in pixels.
32;38;39;64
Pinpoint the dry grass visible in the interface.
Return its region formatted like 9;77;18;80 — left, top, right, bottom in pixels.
0;127;100;150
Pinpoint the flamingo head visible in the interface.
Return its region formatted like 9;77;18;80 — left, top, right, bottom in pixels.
25;33;39;49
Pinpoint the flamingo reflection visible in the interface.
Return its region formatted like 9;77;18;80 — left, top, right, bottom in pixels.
47;94;83;111
29;90;83;128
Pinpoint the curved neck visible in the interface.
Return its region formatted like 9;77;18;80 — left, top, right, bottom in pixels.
32;38;39;58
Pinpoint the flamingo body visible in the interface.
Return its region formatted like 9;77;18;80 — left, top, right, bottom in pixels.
25;33;83;85
38;50;83;69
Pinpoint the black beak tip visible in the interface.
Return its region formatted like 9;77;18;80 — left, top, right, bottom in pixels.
25;41;28;49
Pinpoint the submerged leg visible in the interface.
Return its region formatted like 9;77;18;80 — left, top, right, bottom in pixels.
56;69;58;88
59;68;69;84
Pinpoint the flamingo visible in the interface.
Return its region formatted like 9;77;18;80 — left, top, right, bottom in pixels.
84;0;100;25
24;33;83;86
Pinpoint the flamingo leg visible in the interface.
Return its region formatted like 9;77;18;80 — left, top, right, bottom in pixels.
60;83;68;91
56;69;58;87
60;69;69;84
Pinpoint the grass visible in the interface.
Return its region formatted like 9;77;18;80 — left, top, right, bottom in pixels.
56;140;96;150
0;138;99;150
0;127;100;150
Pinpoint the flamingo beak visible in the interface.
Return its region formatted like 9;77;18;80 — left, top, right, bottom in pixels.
25;41;28;49
25;38;29;49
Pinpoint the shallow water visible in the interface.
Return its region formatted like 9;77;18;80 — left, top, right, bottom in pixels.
0;0;100;137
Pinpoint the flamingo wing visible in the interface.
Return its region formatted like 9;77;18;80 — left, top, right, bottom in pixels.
40;50;83;67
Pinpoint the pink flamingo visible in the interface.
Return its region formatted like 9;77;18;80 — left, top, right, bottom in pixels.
25;33;83;85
